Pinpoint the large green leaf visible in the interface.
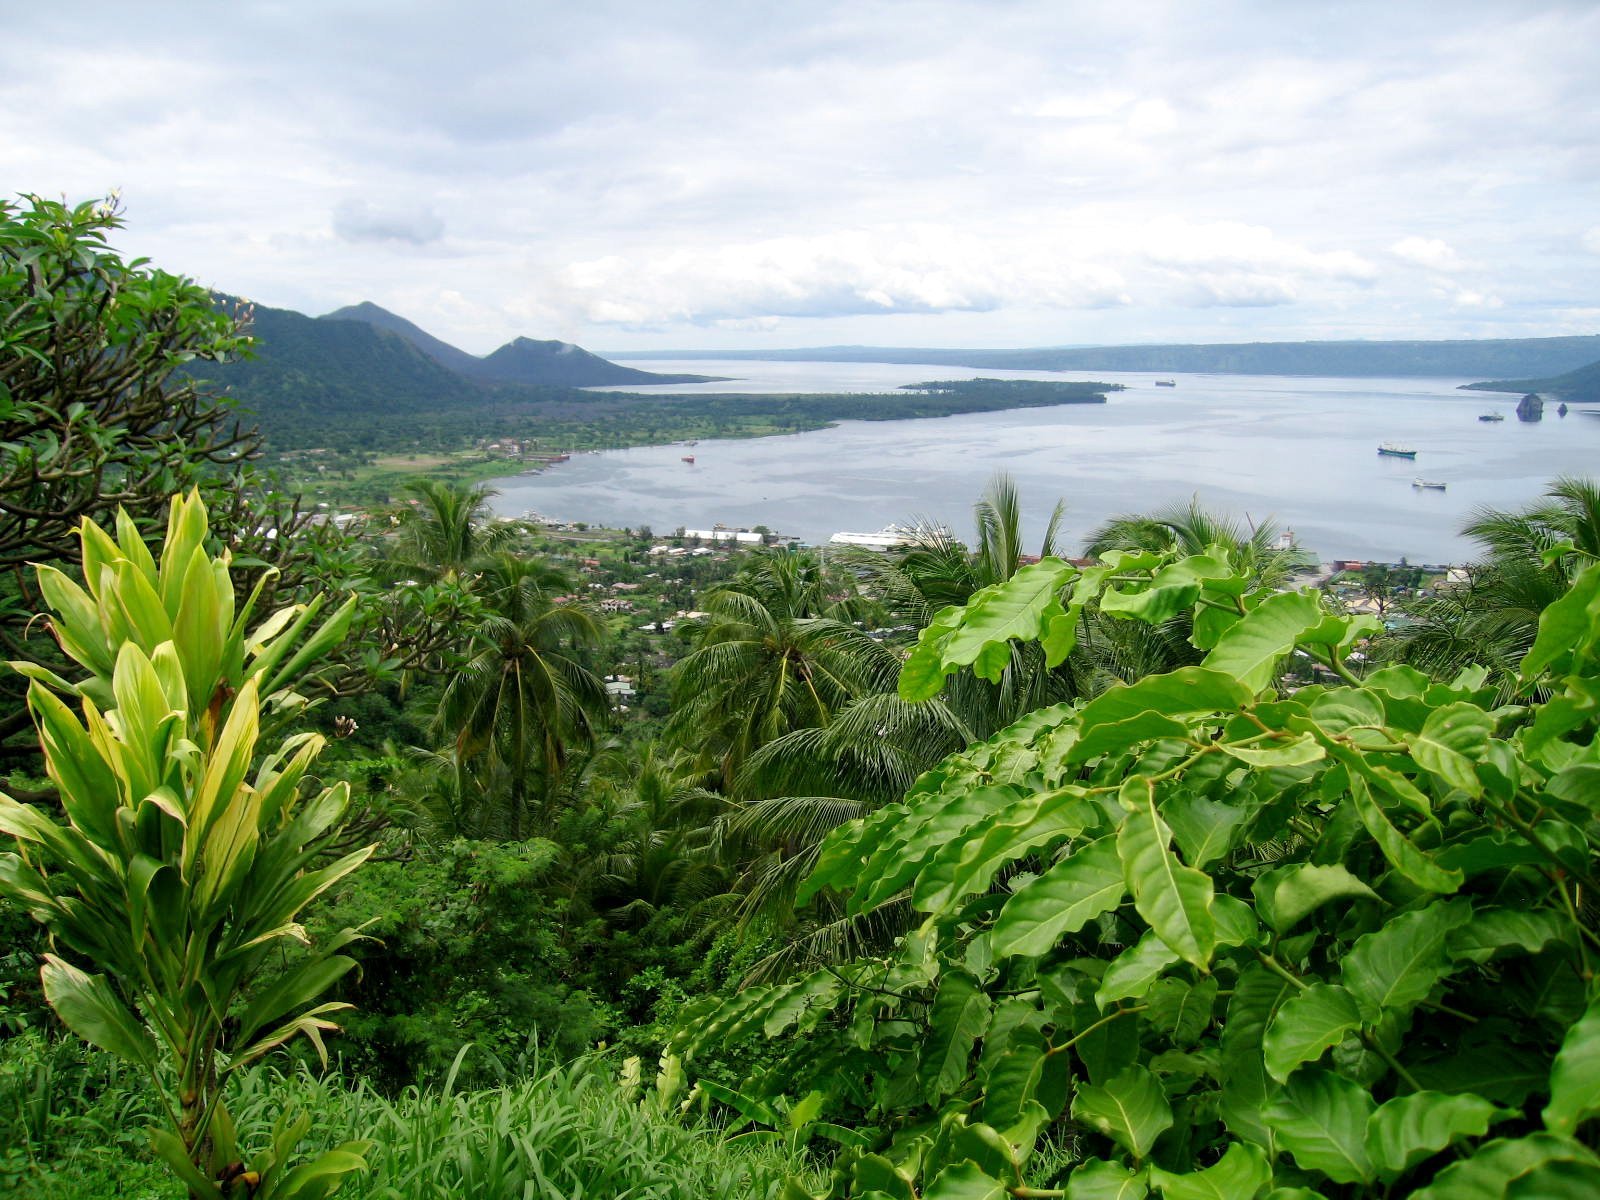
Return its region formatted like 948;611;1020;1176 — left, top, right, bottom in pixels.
912;790;1097;915
1148;1142;1270;1199
1262;1067;1376;1184
1544;995;1600;1135
1520;560;1600;681
1096;931;1180;1008
1449;908;1569;964
1340;900;1472;1021
1252;863;1380;933
1262;983;1364;1083
1367;1091;1503;1178
1099;555;1239;624
921;970;992;1102
1410;702;1493;798
1117;778;1214;968
922;1161;1007;1200
992;836;1125;959
40;956;156;1070
1201;589;1327;691
1162;793;1252;869
1347;772;1463;894
1217;966;1294;1150
1074;667;1252;732
1409;1133;1600;1200
1065;1158;1148;1200
1070;1066;1173;1162
899;559;1075;699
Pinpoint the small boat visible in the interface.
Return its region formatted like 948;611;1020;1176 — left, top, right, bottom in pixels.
1154;379;1177;387
1413;478;1447;491
681;455;695;464
1478;412;1505;422
1378;443;1418;458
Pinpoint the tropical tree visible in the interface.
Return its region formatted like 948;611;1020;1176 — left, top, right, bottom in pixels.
1082;497;1314;685
390;478;517;583
0;492;370;1199
668;549;896;787
1388;476;1600;691
849;474;1086;737
433;553;609;837
589;746;733;928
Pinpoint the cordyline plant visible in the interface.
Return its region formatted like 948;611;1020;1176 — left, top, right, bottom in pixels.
0;491;371;1199
675;544;1600;1198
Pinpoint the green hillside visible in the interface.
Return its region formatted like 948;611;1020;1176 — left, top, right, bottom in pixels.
1462;356;1600;401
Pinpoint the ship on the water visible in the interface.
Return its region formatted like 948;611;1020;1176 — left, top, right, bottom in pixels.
1155;379;1177;387
1378;443;1418;458
829;523;950;551
1478;412;1505;422
1412;478;1447;491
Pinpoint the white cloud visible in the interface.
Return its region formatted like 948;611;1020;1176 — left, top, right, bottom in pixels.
4;0;1597;348
1390;236;1464;271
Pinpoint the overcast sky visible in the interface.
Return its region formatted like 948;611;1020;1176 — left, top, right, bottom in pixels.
5;1;1597;353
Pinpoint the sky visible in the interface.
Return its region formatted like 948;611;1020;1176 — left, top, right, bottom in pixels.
4;0;1598;354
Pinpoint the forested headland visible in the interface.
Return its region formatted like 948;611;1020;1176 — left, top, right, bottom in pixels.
8;197;1600;1200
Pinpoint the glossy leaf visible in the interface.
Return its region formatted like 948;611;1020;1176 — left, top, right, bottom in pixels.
921;970;992;1102
1340;900;1472;1021
1262;983;1364;1083
1367;1090;1502;1178
1071;1066;1173;1162
1410;1133;1600;1200
1252;863;1380;933
1347;772;1463;894
1544;995;1600;1135
1148;1142;1270;1200
1067;1158;1148;1200
1263;1067;1376;1184
992;836;1125;958
1201;589;1327;691
1117;778;1215;968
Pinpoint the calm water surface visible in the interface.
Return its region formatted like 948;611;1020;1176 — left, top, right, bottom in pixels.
488;361;1599;563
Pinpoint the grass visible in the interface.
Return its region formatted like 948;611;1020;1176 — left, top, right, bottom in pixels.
0;1033;814;1199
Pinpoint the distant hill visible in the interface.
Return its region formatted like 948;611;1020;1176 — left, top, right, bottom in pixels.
1461;357;1600;402
321;301;484;375
473;336;714;387
321;302;716;387
199;296;483;428
611;336;1600;379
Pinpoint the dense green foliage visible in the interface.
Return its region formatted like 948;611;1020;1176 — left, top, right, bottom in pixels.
10;196;1600;1200
676;543;1600;1197
0;1034;809;1199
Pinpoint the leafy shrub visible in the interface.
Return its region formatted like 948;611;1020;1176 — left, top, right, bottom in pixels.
677;549;1600;1197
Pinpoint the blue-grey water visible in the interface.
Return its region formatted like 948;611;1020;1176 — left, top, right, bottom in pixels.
487;361;1598;564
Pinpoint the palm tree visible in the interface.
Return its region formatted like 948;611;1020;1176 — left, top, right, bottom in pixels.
392;479;517;583
667;549;897;787
588;747;734;929
848;473;1087;737
1083;497;1311;590
1386;476;1600;691
1081;498;1316;686
433;554;609;837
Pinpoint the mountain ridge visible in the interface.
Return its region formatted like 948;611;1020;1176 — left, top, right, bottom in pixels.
320;302;717;387
605;335;1600;378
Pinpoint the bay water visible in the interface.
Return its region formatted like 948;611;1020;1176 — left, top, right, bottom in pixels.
487;361;1597;564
